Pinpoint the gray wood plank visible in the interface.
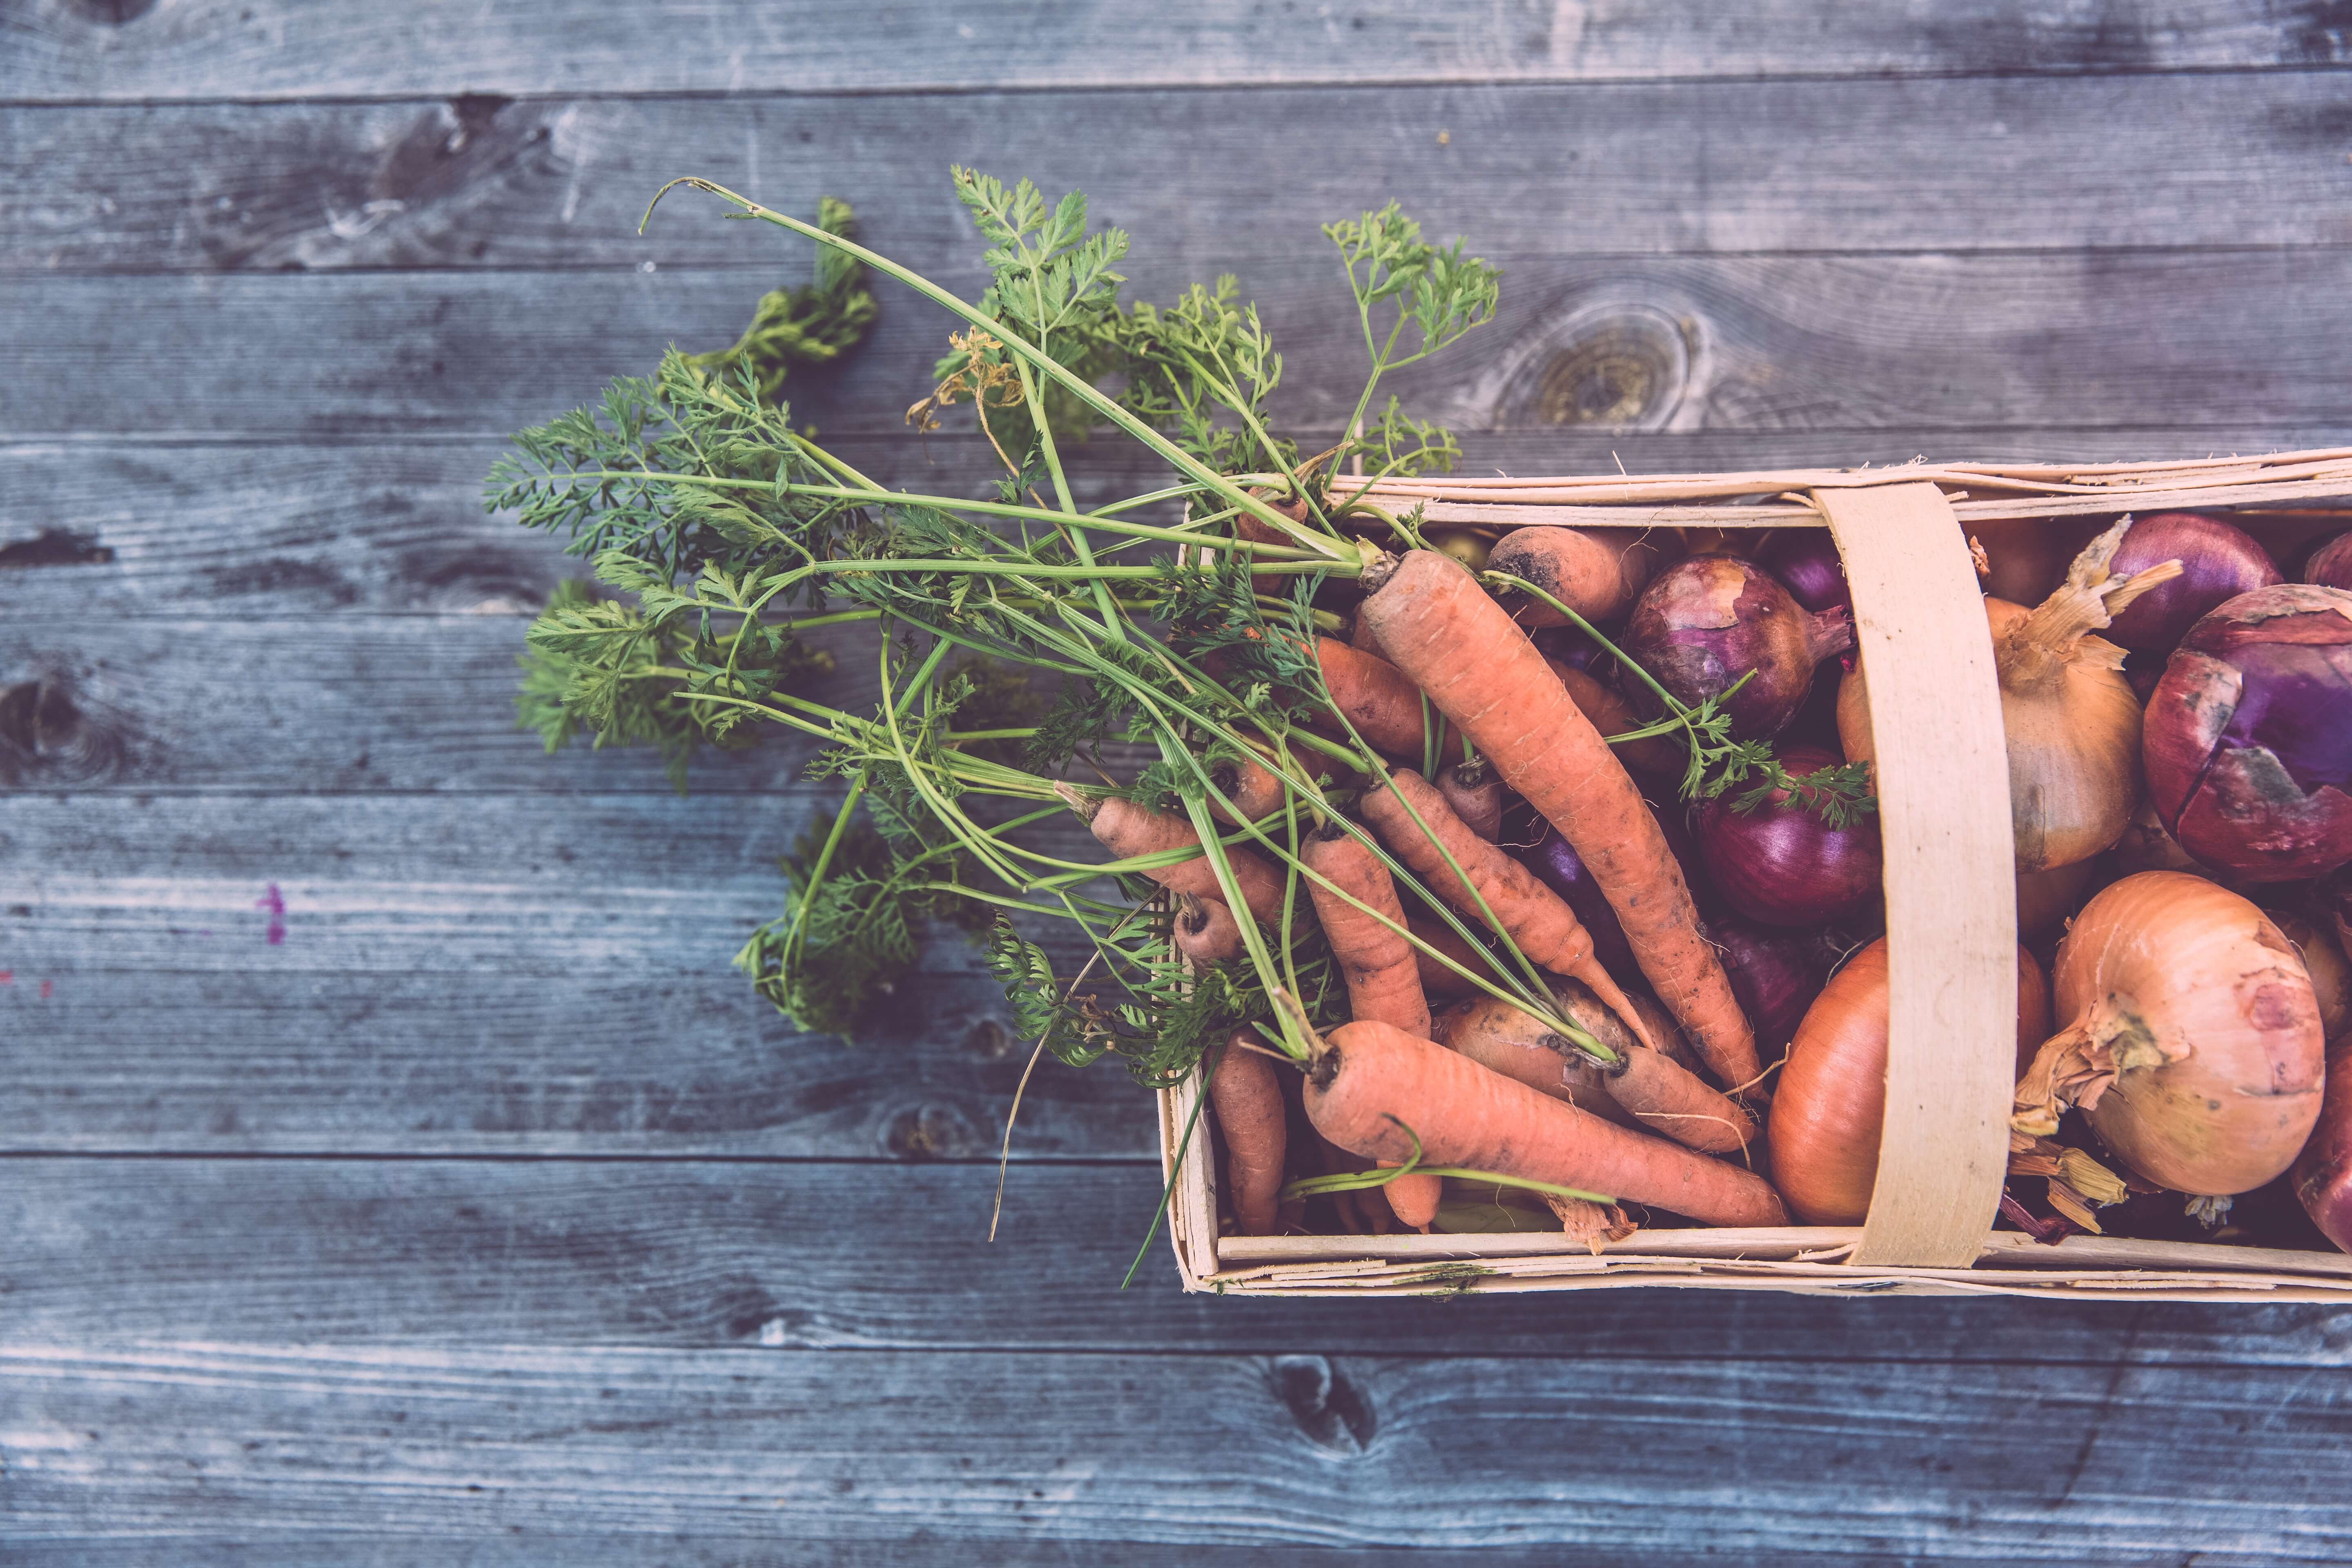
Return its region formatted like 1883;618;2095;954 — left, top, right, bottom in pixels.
12;426;2351;619
16;75;2352;274
13;250;2352;441
9;1156;2352;1360
5;0;2345;100
5;1338;2350;1557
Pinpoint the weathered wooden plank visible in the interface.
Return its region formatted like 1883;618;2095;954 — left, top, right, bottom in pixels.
6;0;2346;100
15;75;2352;274
18;427;2352;619
0;793;1091;978
11;1157;2352;1361
7;1339;2351;1557
12;250;2352;441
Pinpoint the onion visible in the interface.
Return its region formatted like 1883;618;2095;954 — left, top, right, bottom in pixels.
2015;871;2323;1197
2307;531;2352;592
1706;914;1833;1061
1773;939;2053;1225
2102;512;2284;654
1437;757;1503;841
1838;517;2180;873
1425;528;1492;572
2143;584;2352;882
1620;554;1853;739
1757;529;1851;618
1517;822;1637;979
1969;517;2076;608
2293;1035;2352;1252
2272;909;2350;1041
2016;858;2103;943
2110;796;2207;878
1690;743;1882;927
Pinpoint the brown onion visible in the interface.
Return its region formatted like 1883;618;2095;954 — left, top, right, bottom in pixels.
2272;909;2350;1041
2143;584;2352;882
2102;512;2284;653
1839;518;2180;873
2293;1034;2352;1252
1773;939;2051;1225
1690;743;1882;928
1621;554;1853;739
2307;531;2352;592
2015;871;2323;1197
1969;517;2076;608
2016;859;2103;943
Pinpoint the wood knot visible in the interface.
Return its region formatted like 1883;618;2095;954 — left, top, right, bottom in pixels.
0;676;125;786
72;0;158;23
1272;1355;1376;1456
1497;301;1693;430
883;1102;984;1161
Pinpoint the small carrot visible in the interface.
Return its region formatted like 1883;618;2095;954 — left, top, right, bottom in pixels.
1060;786;1286;924
1171;891;1244;968
1437;756;1504;841
1550;661;1679;779
1434;993;1637;1129
1208;1031;1288;1237
1359;550;1762;1091
1359;768;1655;1052
1304;1018;1787;1228
1205;746;1287;826
1301;820;1440;1229
1489;525;1659;628
1315;636;1452;760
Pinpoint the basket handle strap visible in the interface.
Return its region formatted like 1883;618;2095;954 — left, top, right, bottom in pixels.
1813;482;2015;1269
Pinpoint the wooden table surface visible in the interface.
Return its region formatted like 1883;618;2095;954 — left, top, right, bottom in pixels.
7;3;2352;1559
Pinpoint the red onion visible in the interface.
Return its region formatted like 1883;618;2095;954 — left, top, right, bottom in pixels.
1517;822;1636;980
1690;743;1883;927
2144;584;2352;882
2102;511;2283;654
1706;913;1833;1058
1528;624;1604;672
1620;555;1853;739
1757;529;1852;618
2294;1035;2352;1252
2307;531;2352;593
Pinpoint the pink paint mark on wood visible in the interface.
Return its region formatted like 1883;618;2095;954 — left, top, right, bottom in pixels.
39;979;53;1000
0;971;11;984
255;883;286;945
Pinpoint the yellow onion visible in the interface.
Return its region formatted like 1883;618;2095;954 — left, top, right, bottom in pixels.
1840;518;2182;872
2014;871;2323;1198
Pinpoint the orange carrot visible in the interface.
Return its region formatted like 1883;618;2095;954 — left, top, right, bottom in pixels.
1434;993;1638;1129
1550;661;1679;779
1359;550;1761;1090
1359;767;1656;1053
1171;892;1244;968
1305;1018;1787;1227
1062;786;1285;924
1301;821;1439;1229
1208;1032;1287;1236
1205;746;1287;826
1437;757;1504;841
1490;526;1660;628
1315;637;1452;760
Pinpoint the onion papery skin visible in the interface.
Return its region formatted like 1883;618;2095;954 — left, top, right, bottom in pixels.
2017;859;2103;942
2143;585;2352;882
2272;910;2350;1041
2103;512;2284;654
1691;744;1882;927
1773;940;2048;1225
1621;554;1854;740
2307;532;2352;593
2045;871;2323;1197
1708;914;1833;1061
2293;1035;2352;1252
1757;529;1852;618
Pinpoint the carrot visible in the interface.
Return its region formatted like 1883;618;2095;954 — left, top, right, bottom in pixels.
1489;525;1659;628
1440;989;1756;1154
1359;767;1656;1052
1208;1031;1287;1236
1437;757;1504;841
1301;821;1439;1229
1061;786;1285;924
1434;993;1637;1129
1359;550;1761;1090
1315;636;1452;760
1171;891;1244;968
1409;915;1489;1000
1551;660;1679;779
1304;1018;1787;1227
1205;746;1287;826
1314;1127;1395;1234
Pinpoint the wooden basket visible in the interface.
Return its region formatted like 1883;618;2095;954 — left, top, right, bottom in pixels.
1160;448;2352;1301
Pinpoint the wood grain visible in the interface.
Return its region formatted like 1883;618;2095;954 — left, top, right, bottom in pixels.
17;428;2352;619
9;1157;2352;1357
13;74;2352;274
13;249;2352;441
7;0;2348;100
7;1338;2352;1556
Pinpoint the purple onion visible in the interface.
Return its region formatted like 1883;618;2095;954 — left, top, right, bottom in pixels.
1528;624;1604;672
2144;584;2352;882
1757;529;1852;618
1690;744;1884;927
1518;823;1636;979
1620;554;1853;739
1707;913;1834;1058
2307;531;2352;593
2103;512;2284;654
